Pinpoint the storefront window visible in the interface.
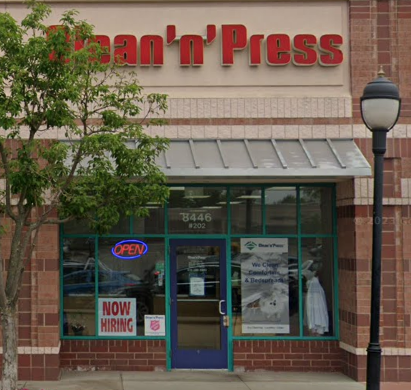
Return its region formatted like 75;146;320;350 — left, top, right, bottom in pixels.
168;187;227;234
109;216;130;234
62;237;166;337
62;184;336;341
302;237;334;337
301;187;333;234
62;238;96;336
98;238;166;336
63;219;94;235
134;206;165;234
231;238;299;337
265;187;297;234
230;187;262;234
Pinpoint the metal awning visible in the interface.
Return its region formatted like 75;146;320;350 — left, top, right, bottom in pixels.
154;139;371;181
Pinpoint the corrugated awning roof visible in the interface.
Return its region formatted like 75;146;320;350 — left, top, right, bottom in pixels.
154;139;371;180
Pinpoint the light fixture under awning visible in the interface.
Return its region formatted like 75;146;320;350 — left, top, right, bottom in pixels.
154;139;371;180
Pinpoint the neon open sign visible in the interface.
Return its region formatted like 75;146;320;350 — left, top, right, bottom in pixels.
111;240;148;260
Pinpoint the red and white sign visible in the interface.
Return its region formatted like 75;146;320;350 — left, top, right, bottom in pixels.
98;298;137;336
48;24;343;68
144;315;166;336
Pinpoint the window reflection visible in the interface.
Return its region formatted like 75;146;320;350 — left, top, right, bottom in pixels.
168;187;227;234
175;245;222;350
62;238;96;336
300;187;333;234
230;187;262;234
134;206;165;234
265;187;297;234
61;237;166;337
98;238;166;335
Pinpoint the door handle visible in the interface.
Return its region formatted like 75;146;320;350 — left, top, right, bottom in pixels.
218;300;226;315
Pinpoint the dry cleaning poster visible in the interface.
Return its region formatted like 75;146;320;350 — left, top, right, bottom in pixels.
240;238;290;334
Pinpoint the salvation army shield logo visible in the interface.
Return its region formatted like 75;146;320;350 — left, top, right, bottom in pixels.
150;320;160;332
144;315;165;336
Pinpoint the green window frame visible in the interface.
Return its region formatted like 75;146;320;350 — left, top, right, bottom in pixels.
60;183;339;343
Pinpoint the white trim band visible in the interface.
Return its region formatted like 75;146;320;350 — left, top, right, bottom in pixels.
340;342;411;356
0;343;60;355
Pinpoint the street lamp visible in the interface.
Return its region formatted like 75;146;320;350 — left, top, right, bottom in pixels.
360;68;401;390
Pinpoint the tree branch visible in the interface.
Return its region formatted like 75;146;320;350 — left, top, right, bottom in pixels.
0;142;17;222
0;247;9;311
9;222;38;306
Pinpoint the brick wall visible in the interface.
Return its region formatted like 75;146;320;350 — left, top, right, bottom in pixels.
0;214;60;381
336;138;411;382
234;341;343;372
351;0;411;121
332;0;411;382
342;351;411;382
60;340;166;371
17;354;60;381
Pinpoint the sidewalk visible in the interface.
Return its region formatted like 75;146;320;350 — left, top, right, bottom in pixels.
17;370;410;390
18;371;367;390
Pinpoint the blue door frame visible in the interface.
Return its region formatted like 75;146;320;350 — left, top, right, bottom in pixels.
170;239;228;369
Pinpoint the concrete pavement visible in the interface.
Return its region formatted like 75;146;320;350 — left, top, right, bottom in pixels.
18;371;368;390
17;370;411;390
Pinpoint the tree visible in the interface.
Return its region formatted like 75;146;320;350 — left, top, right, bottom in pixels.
0;2;169;389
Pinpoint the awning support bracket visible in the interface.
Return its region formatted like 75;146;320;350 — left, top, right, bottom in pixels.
244;139;258;168
189;139;200;169
299;139;317;168
327;139;347;169
271;139;288;169
217;140;229;168
164;150;171;169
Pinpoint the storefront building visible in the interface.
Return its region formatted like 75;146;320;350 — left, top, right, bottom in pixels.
2;0;411;383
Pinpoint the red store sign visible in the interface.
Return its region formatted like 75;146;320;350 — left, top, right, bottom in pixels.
50;24;343;68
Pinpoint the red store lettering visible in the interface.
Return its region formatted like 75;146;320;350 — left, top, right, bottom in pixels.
48;24;343;67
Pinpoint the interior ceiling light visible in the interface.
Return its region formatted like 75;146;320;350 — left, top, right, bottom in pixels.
236;195;261;199
183;195;211;199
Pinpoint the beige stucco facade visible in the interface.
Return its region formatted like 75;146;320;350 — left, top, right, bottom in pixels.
4;1;349;97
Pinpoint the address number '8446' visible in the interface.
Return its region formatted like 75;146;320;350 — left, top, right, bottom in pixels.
180;213;213;223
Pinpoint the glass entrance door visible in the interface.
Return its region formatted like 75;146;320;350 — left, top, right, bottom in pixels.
170;239;228;369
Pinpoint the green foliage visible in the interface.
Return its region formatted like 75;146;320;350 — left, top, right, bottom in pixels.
0;0;169;233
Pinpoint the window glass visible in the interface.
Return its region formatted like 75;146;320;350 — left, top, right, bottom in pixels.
168;187;227;234
63;219;93;235
230;187;262;234
133;206;165;234
97;238;166;336
265;187;297;234
109;217;130;234
62;184;337;341
301;187;333;234
175;244;223;350
231;238;299;337
62;238;96;336
302;237;334;336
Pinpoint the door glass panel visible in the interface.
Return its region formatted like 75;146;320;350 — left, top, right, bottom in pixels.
176;245;221;350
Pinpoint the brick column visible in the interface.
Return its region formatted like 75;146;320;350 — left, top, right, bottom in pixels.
0;216;61;381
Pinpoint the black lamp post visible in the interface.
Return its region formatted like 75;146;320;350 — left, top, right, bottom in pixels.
360;68;401;390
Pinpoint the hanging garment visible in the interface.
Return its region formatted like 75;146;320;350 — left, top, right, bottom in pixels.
305;276;329;335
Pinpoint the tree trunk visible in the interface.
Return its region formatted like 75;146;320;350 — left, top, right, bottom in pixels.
1;307;18;390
